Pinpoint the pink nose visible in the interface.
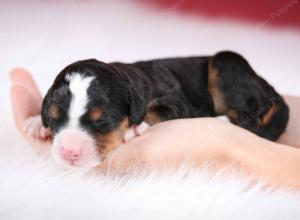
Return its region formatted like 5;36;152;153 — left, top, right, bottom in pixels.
60;148;82;161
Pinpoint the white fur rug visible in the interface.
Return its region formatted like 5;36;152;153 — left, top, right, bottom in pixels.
1;144;300;220
1;1;300;219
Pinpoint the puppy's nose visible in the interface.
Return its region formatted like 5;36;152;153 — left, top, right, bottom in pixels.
60;148;82;161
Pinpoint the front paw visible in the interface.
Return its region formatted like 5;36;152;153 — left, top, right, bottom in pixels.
124;122;149;143
22;115;52;140
215;115;230;122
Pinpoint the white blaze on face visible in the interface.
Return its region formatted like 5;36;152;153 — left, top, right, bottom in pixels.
51;73;101;169
67;73;94;128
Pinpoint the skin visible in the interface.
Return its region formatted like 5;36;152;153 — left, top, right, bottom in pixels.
10;68;300;190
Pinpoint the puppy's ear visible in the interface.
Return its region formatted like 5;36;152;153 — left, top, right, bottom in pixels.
128;86;148;125
41;91;52;128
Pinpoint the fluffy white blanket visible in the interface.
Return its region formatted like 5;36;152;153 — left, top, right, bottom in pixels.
1;1;300;219
1;142;300;220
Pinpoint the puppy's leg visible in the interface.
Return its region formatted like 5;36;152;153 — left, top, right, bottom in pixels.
23;115;52;140
208;51;289;141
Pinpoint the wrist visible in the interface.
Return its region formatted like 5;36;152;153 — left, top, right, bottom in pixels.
221;127;263;171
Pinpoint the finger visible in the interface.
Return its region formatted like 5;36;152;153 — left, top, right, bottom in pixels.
278;95;300;147
10;85;41;130
40;126;52;139
10;68;43;105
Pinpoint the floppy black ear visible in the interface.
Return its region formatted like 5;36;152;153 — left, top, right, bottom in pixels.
128;86;148;125
41;91;52;128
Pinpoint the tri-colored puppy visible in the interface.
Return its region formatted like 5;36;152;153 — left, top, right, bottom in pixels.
24;51;289;168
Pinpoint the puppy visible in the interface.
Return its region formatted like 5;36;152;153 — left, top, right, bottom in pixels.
24;51;289;168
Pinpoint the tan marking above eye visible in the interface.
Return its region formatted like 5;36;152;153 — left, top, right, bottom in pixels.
89;107;103;122
48;104;60;120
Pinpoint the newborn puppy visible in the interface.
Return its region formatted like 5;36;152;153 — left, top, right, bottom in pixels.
24;51;289;168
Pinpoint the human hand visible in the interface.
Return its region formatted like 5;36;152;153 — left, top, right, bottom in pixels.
10;68;52;155
101;117;254;173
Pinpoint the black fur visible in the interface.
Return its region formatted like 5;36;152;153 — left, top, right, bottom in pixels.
42;51;289;141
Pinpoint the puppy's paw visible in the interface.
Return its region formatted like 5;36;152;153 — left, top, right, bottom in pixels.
124;128;135;143
215;115;230;122
135;121;149;134
22;115;52;140
124;122;149;143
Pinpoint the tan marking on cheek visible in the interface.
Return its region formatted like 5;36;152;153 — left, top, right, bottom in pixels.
208;60;227;114
95;117;130;157
89;107;103;122
48;104;60;120
262;104;278;125
144;111;161;125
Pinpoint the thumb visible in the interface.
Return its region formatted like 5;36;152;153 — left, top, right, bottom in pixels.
10;85;41;130
10;68;43;106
